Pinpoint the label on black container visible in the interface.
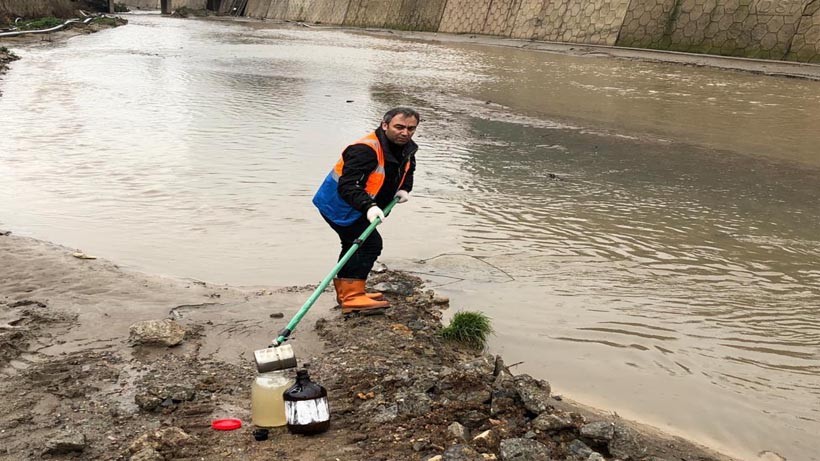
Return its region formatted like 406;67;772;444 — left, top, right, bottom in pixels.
285;397;330;425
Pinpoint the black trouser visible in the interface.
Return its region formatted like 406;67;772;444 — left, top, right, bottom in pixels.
322;215;382;280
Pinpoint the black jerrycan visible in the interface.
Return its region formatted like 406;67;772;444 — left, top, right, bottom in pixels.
283;366;330;435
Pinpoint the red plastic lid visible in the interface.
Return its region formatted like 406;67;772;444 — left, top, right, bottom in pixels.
211;418;242;431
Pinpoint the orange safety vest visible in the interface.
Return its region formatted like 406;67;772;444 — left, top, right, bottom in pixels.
313;131;411;225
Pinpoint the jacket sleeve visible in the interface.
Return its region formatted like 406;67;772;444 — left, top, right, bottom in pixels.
399;153;416;193
338;144;379;212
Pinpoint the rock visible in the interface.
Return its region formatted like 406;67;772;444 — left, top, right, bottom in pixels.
460;388;492;407
408;319;426;331
568;439;594;458
135;384;196;411
134;392;163;411
513;374;551;415
456;409;488;428
472;430;500;452
531;413;573;432
43;430;86;455
587;453;605;461
129;319;186;346
130;448;163;461
269;312;284;318
609;424;646;459
372;261;388;273
372;403;398;423
498;438;552;460
580;421;615;442
492;355;511;377
372;280;414;296
490;392;517;416
412;439;429;451
433;295;450;305
442;444;484;461
426;456;443;461
459;356;495;376
128;427;192;454
448;422;470;441
397;392;431;417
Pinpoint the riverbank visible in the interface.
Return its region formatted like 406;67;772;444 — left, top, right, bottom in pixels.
0;230;738;460
0;15;125;78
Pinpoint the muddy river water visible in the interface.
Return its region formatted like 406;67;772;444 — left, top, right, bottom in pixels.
1;13;819;461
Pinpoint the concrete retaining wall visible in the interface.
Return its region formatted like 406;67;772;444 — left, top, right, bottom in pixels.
787;1;820;61
121;0;160;9
245;0;270;18
618;0;819;62
171;0;206;9
121;0;205;10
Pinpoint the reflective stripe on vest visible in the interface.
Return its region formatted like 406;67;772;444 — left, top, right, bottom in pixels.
329;131;411;198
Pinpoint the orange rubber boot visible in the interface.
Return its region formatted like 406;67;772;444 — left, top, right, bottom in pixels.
333;278;383;305
335;278;390;314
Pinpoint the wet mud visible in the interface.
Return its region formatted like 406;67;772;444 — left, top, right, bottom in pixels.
0;231;734;461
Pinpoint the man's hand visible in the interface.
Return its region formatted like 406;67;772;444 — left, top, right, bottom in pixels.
395;190;410;204
366;206;386;223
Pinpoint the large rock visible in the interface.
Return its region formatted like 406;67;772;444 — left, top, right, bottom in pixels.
568;439;594;458
513;374;551;415
43;430;86;455
609;424;648;459
129;319;186;346
372;280;415;296
498;438;552;460
459;356;495;376
580;421;615;442
397;392;431;417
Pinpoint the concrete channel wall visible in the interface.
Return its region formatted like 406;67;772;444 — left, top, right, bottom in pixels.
242;0;820;63
119;0;207;10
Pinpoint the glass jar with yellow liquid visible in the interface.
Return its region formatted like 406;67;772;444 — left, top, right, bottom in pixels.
251;370;293;427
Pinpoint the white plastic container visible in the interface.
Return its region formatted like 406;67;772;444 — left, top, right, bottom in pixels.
251;370;293;427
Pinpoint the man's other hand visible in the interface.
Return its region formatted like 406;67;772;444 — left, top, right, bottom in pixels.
395;190;410;204
367;206;386;223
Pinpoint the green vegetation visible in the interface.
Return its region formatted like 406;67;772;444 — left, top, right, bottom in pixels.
14;17;64;31
439;311;493;350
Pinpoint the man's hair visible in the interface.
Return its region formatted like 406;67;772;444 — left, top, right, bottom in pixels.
383;107;420;124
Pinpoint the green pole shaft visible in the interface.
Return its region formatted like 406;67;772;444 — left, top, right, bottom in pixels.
272;198;400;345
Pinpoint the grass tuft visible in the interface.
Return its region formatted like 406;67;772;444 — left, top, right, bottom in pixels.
439;311;493;350
15;17;64;31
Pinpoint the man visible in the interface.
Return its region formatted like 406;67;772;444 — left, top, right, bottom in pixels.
313;107;420;315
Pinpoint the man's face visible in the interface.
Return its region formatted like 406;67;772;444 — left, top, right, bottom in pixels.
381;114;419;145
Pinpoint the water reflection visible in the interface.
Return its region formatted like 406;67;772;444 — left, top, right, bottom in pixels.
1;13;819;461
